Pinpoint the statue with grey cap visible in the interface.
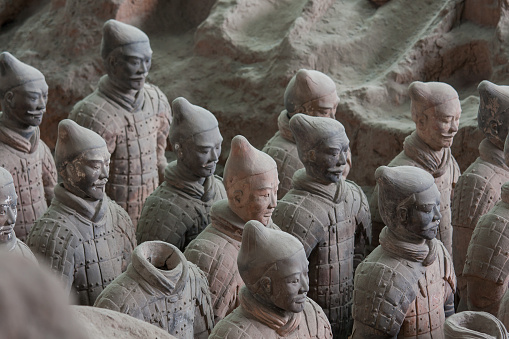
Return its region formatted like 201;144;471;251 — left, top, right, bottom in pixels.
272;113;371;338
136;97;226;250
452;81;509;308
94;240;214;338
370;81;461;253
210;220;333;338
262;69;351;199
184;135;280;322
0;166;36;262
69;19;172;227
27;119;136;306
352;165;455;339
0;52;57;242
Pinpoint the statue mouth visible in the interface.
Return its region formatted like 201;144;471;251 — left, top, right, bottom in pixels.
27;109;45;116
0;224;14;234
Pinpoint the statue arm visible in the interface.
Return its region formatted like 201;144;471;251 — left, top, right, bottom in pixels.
110;200;136;270
156;90;172;184
349;180;373;267
41;141;57;205
351;321;395;339
189;264;215;338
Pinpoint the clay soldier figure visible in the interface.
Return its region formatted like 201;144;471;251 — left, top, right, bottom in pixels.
136;97;226;250
94;240;214;338
0;167;36;262
462;180;509;316
272;113;371;338
352;166;456;339
69;19;172;227
370;81;461;252
210;220;333;338
184;135;280;322
0;52;57;242
452;80;509;307
27;119;136;306
444;311;508;339
262;69;351;199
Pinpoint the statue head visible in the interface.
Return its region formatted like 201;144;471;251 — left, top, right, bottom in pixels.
223;136;278;225
409;81;461;151
169;97;222;179
478;80;509;150
238;220;309;313
101;20;152;92
284;69;339;118
376;165;441;241
55;119;110;201
0;167;17;240
290;113;349;184
0;52;48;129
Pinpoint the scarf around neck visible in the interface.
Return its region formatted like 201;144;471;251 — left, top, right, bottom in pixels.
0;119;39;153
291;168;343;203
164;160;216;202
98;75;145;112
479;138;509;170
277;110;295;143
54;184;107;223
403;131;451;178
379;226;437;266
239;286;301;336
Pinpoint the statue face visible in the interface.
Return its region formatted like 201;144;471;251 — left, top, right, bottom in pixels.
5;82;48;128
178;128;222;178
64;147;110;201
305;133;349;184
0;183;17;234
404;184;441;240
302;92;340;119
231;169;279;225
268;249;309;313
417;100;461;151
108;43;152;92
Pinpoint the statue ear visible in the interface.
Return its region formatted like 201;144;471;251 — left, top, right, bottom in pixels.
397;207;408;225
260;276;272;295
416;112;428;131
307;149;316;163
233;189;244;205
4;91;14;108
489;119;499;136
174;143;184;160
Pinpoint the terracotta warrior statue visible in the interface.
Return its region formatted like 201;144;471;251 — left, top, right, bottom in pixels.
352;165;456;338
444;311;508;339
184;135;280;322
0;167;36;262
272;113;371;338
462;180;509;316
0;52;57;242
452;80;509;307
94;240;214;338
136;97;226;250
498;287;509;331
69;19;172;227
370;81;461;252
262;69;351;199
210;220;333;338
27;119;136;306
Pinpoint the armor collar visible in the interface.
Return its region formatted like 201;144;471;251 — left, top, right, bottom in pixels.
131;241;188;296
292;168;345;203
379;226;437;266
277;110;295;143
479;138;509;171
164;160;217;202
53;184;107;222
403;131;451;178
210;199;275;242
0;118;39;153
238;286;301;336
98;75;145;113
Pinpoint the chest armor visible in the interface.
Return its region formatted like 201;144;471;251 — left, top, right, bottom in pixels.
274;190;356;339
137;182;224;250
0;144;48;241
399;259;446;338
107;93;162;225
55;205;130;305
184;224;244;321
262;133;303;200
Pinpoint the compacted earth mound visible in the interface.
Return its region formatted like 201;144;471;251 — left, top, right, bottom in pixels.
0;0;506;185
